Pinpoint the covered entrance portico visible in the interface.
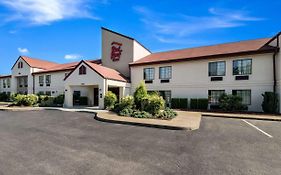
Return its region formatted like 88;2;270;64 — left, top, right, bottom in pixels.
63;60;130;109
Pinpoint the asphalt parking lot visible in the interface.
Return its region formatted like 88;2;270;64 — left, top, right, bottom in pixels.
0;110;280;175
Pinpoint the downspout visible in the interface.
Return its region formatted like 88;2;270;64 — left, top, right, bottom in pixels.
273;52;277;93
32;73;35;94
273;35;279;93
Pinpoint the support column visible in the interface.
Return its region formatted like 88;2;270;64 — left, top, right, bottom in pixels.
64;86;73;108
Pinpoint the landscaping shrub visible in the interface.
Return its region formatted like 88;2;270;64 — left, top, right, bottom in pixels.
40;96;55;107
114;95;134;113
0;92;9;102
171;98;188;109
156;108;177;120
262;92;278;113
141;94;165;115
79;96;88;105
119;108;134;117
197;98;208;110
190;98;208;110
131;110;151;118
12;94;38;106
219;93;246;111
190;99;198;109
134;81;147;109
54;94;64;105
104;91;117;110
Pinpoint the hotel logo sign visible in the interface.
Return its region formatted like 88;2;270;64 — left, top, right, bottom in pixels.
111;42;122;61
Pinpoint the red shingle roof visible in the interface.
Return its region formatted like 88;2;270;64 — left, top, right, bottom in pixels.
85;61;127;82
20;56;59;69
130;38;276;66
32;59;102;74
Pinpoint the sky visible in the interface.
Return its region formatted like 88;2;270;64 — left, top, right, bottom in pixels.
0;0;280;74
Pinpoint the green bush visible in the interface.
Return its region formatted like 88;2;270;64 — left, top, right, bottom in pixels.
54;94;64;105
219;93;246;111
141;94;165;115
197;98;208;110
131;110;152;118
119;108;134;117
134;81;147;109
156;108;177;120
79;96;88;105
104;91;117;110
171;98;188;109
190;98;208;110
0;92;9;102
262;92;278;113
114;95;134;113
40;96;55;107
12;94;38;106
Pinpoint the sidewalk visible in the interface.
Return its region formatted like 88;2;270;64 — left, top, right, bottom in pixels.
95;110;201;130
202;112;281;121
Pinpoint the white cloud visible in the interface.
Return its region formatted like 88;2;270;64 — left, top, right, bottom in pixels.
134;6;264;44
64;54;82;60
0;0;104;25
18;47;29;54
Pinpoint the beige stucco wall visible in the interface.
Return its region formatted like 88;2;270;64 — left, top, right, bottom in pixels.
34;71;68;96
64;62;106;108
101;29;151;78
131;53;274;112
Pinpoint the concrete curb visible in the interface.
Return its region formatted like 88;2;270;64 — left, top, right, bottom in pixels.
202;113;281;122
94;114;191;130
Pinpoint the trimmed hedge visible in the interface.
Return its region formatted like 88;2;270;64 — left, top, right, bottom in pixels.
262;92;278;113
171;98;188;109
190;98;208;110
0;92;9;102
79;96;88;105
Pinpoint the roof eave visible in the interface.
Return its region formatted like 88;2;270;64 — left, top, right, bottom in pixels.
129;48;278;67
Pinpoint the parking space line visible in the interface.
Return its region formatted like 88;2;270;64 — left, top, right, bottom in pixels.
242;119;273;138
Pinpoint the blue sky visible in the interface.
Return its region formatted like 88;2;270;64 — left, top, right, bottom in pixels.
0;0;280;74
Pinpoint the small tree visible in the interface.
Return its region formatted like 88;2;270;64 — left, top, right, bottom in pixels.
141;94;165;115
104;91;117;110
134;81;147;109
262;92;278;113
219;93;245;111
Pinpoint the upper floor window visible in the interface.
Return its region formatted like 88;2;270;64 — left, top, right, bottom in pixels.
209;61;225;76
18;61;23;69
45;75;51;86
233;59;252;75
79;65;86;75
159;66;172;80
143;68;155;81
39;75;44;86
232;90;251;105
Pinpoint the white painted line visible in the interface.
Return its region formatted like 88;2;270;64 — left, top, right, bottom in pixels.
242;119;273;138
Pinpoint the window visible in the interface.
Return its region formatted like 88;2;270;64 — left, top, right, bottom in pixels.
39;75;44;86
233;59;252;75
18;61;23;69
209;61;225;76
232;90;251;105
159;91;172;107
45;91;51;96
143;68;155;81
3;79;6;88
18;77;23;88
7;78;10;88
159;66;172;80
79;65;86;75
24;77;28;87
208;90;225;104
46;75;51;86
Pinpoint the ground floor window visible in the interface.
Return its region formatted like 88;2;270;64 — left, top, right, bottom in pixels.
159;90;172;107
232;90;251;105
208;90;225;104
45;91;51;96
